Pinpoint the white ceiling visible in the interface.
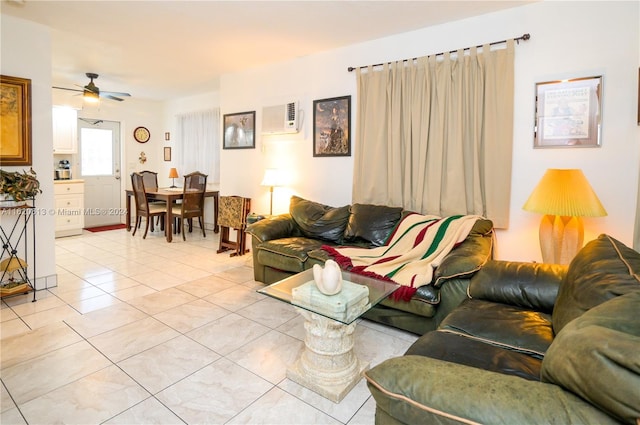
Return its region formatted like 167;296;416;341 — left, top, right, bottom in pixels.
2;0;531;101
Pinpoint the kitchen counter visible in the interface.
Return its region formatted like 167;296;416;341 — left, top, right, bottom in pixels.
54;179;84;183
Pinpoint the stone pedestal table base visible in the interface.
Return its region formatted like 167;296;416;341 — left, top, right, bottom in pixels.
287;303;369;403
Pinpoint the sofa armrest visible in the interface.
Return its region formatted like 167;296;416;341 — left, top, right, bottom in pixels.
433;219;494;288
245;214;297;242
469;260;567;313
365;356;619;425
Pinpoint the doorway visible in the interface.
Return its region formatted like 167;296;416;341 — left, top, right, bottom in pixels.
78;119;122;227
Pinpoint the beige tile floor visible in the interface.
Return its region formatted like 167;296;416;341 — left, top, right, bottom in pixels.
0;226;418;424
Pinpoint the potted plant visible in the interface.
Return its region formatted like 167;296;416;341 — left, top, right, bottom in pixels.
0;168;42;206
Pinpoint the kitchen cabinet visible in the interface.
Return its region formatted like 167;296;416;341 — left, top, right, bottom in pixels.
54;180;84;237
52;106;78;154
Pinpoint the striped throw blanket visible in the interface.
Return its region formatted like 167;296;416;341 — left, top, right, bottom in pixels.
323;213;481;301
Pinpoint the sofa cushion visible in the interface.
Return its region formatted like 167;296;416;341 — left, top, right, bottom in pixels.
552;234;640;333
542;291;640;424
343;203;403;247
256;237;326;273
378;295;437;318
406;331;543;381
439;299;554;358
289;196;350;243
469;260;564;314
365;355;621;425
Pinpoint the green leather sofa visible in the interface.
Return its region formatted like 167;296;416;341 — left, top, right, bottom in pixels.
365;234;640;424
246;195;494;335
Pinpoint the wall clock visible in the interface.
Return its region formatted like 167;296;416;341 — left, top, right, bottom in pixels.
133;126;150;143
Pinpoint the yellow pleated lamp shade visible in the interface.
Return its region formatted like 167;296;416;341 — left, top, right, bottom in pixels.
523;169;607;217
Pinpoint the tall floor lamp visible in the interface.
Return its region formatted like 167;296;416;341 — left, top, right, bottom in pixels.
260;169;283;215
523;169;607;265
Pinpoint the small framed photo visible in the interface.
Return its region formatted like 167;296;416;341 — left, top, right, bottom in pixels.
164;132;170;141
534;76;602;148
223;111;255;149
0;75;32;165
313;95;351;157
163;147;171;161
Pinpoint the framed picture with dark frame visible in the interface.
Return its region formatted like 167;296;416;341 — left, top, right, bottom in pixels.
0;75;32;165
313;95;351;157
164;147;171;161
534;75;602;148
223;111;255;149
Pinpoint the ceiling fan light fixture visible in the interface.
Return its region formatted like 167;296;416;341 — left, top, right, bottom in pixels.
83;90;99;103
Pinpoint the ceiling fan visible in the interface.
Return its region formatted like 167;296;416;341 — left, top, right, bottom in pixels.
53;73;131;102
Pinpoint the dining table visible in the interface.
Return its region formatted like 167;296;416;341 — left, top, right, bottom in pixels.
125;188;219;242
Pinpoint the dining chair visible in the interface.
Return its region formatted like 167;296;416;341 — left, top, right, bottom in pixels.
139;170;159;190
131;172;167;239
171;171;208;241
139;170;166;231
216;195;251;256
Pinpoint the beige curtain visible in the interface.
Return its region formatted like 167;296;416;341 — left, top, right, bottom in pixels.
353;40;514;228
635;167;640;252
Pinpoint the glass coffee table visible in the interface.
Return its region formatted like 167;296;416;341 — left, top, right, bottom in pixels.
258;268;399;403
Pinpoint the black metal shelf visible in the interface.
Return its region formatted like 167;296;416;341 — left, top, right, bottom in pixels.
1;199;36;302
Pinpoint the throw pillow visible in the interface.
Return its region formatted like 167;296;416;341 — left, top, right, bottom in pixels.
541;291;640;424
289;196;350;243
552;234;640;334
343;203;403;247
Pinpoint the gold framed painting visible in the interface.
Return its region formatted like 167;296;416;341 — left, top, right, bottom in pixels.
1;75;32;165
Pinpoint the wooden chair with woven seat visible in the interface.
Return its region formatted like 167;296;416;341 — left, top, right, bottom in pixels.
171;171;208;241
131;172;167;239
217;195;251;256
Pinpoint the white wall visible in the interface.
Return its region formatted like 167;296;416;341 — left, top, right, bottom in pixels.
53;91;165;194
54;85;165;240
163;91;220;185
497;1;640;261
163;92;220;228
219;1;640;262
1;15;56;286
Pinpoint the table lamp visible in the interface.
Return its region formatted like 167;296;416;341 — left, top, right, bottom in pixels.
260;168;283;215
168;168;179;188
523;169;607;265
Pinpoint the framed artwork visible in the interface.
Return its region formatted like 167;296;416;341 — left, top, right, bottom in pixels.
313;95;351;157
534;75;602;148
164;147;171;161
223;111;255;149
0;75;32;165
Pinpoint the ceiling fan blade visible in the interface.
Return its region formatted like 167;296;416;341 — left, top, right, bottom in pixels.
55;74;129;102
101;94;124;102
101;91;131;97
52;86;83;93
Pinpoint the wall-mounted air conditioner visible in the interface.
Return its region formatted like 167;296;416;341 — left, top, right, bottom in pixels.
261;101;299;134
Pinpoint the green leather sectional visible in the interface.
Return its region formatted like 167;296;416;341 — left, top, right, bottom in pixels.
246;196;494;334
365;234;640;424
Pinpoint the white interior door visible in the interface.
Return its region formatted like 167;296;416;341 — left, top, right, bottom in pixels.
78;119;122;227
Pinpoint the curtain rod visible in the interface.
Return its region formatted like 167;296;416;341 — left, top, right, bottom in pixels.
347;33;530;72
